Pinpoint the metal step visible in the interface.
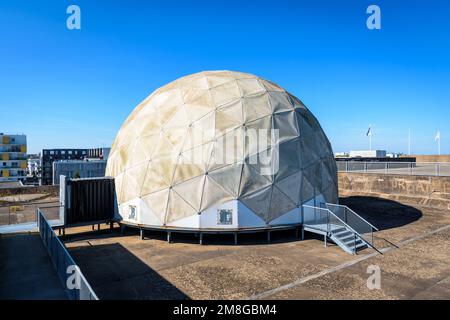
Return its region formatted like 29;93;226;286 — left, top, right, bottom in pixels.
330;230;368;254
338;234;357;242
355;242;368;249
334;231;353;239
333;227;347;234
343;238;363;246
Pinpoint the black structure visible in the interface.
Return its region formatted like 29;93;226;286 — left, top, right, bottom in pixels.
41;149;88;185
335;157;416;162
65;177;115;225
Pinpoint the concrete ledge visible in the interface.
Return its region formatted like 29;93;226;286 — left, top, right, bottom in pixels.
0;185;59;198
339;172;450;210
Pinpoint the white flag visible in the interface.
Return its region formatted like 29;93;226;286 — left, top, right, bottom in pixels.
366;125;372;136
435;131;440;141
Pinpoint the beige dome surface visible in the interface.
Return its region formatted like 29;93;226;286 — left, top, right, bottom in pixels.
106;70;337;227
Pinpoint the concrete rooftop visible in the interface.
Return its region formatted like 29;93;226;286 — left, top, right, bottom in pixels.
61;196;450;300
0;233;67;299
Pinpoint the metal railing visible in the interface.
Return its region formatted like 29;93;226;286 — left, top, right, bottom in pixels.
324;203;378;247
37;208;98;300
337;161;450;176
302;204;380;254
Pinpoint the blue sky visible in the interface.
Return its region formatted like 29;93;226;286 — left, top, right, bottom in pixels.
0;0;449;154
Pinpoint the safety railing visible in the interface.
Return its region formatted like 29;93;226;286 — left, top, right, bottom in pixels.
37;208;98;300
324;203;378;247
302;205;329;230
337;161;450;177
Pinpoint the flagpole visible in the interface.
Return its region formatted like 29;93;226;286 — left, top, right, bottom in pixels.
436;130;441;155
408;129;411;155
438;137;441;156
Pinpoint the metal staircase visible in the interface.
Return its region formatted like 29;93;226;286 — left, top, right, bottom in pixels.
302;203;380;255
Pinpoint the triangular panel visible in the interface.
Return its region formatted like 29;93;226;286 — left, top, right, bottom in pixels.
240;186;272;222
200;176;234;211
165;189;198;223
208;164;243;197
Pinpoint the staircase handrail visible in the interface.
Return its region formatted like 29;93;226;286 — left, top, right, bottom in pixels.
326;203;379;231
303;204;382;254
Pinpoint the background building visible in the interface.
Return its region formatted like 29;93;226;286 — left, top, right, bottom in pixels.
88;148;110;160
349;150;387;158
40;148;110;185
0;133;27;182
334;152;349;158
41;149;88;185
53;159;107;185
27;154;40;176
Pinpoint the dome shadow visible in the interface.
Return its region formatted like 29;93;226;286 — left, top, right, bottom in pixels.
339;196;423;231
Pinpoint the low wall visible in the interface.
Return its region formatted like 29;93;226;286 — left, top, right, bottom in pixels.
339;172;450;210
0;185;59;198
401;154;450;163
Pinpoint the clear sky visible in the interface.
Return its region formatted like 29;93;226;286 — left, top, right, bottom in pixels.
1;0;449;155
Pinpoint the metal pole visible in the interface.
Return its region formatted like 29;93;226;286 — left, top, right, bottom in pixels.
408;128;411;155
301;205;304;225
327;211;330;234
344;207;347;224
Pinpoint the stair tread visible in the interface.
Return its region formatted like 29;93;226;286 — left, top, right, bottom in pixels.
335;232;353;238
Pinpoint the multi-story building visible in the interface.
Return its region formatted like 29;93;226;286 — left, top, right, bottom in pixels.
41;149;88;185
88;147;110;160
40;147;110;185
52;159;107;185
27;155;41;177
0;133;27;182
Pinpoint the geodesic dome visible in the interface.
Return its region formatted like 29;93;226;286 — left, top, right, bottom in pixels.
106;70;337;230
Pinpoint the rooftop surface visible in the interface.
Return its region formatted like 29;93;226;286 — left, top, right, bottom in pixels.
0;233;67;299
62;196;450;300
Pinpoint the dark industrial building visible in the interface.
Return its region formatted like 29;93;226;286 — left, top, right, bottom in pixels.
40;148;109;185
